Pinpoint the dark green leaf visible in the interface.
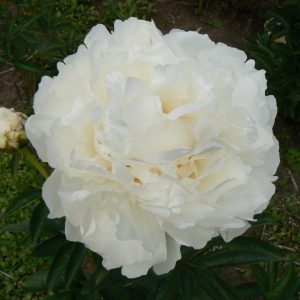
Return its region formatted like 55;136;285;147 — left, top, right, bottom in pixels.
212;273;241;300
281;277;300;300
10;152;18;176
65;243;87;289
42;291;71;300
179;269;194;299
249;212;274;226
30;201;49;244
268;262;279;290
1;222;29;233
132;274;158;294
33;235;68;257
5;190;41;217
14;61;43;75
230;236;282;260
193;249;281;269
101;286;132;300
43;218;64;235
195;269;233;300
268;260;299;298
251;264;268;293
0;55;6;65
21;12;44;29
78;289;101;300
4;21;16;59
153;270;180;300
23;270;47;292
235;282;262;299
47;243;75;291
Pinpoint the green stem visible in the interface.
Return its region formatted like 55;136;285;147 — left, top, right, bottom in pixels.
96;269;110;286
22;147;49;179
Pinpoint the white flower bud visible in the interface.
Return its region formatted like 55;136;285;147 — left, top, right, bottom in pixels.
0;107;27;151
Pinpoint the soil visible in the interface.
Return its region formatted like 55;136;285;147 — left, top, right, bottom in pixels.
153;0;276;46
0;70;28;112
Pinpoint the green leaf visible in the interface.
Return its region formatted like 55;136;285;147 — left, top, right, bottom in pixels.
21;12;44;29
249;212;274;226
4;21;16;60
195;269;233;300
268;260;300;299
235;282;262;299
153;270;180;300
268;262;279;290
230;236;282;260
132;274;158;294
23;270;47;292
212;273;241;300
193;248;281;269
179;269;194;299
78;289;101;300
0;55;6;65
42;292;71;300
65;243;87;289
4;190;41;217
282;277;300;300
101;286;132;300
43;218;64;235
178;268;214;300
10;152;18;176
47;243;75;291
14;61;43;75
1;222;29;233
251;264;268;294
33;235;68;257
30;201;49;244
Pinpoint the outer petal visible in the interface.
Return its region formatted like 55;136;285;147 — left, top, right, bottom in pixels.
165;29;215;58
25;114;54;162
153;235;181;275
42;170;64;218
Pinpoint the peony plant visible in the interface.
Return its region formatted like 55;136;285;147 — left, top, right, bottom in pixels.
24;17;280;278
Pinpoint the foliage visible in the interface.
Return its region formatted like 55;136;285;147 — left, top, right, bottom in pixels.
102;0;155;29
0;152;44;300
0;0;100;97
245;3;300;121
0;0;155;99
285;148;300;169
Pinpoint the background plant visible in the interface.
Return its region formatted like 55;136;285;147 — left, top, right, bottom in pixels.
0;0;155;102
245;2;300;121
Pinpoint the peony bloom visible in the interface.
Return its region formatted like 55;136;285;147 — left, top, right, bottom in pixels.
0;107;27;151
25;18;279;278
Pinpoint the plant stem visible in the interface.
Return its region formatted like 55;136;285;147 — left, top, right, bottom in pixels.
96;269;110;286
22;147;49;179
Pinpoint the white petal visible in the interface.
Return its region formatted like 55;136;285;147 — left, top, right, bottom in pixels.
25;115;54;162
42;170;64;218
153;235;181;275
84;24;110;48
165;30;215;57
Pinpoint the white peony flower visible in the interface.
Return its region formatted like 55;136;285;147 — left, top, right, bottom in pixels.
0;107;27;151
25;18;279;278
